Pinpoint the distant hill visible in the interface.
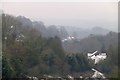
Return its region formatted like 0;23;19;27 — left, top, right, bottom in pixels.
62;32;118;53
16;16;112;41
91;27;110;35
11;15;118;54
65;26;110;40
16;16;69;39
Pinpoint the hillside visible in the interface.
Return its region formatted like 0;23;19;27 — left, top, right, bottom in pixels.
64;26;110;40
62;32;118;53
1;13;118;78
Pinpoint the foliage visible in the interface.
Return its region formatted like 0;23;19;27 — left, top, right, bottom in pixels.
2;13;118;78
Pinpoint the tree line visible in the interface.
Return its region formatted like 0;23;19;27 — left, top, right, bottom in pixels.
1;13;119;78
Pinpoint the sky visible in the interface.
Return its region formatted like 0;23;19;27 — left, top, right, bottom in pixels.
1;2;118;32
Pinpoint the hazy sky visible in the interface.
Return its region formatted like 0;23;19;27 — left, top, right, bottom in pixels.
1;2;118;32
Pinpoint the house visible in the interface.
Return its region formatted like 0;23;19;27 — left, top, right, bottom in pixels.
87;51;107;64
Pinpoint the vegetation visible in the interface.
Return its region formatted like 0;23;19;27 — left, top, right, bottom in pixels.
1;13;119;78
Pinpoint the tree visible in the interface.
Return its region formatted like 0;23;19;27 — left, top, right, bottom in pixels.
2;56;15;78
101;44;106;53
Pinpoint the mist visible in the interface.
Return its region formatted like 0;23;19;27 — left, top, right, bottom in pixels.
2;2;118;32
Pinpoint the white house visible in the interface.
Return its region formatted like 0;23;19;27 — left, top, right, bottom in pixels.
87;51;107;64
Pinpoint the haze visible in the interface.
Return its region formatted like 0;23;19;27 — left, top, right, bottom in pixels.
2;2;118;32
